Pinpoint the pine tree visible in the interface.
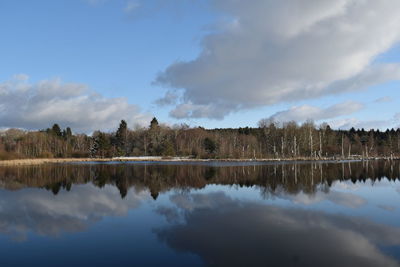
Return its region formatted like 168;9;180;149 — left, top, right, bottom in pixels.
150;117;159;130
115;120;128;155
51;124;62;137
203;137;217;154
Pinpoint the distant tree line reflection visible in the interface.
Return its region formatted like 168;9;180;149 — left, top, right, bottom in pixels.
0;160;399;199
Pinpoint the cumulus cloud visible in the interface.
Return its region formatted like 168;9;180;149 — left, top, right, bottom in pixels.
124;0;140;13
375;96;393;103
154;91;179;107
168;102;234;119
157;0;400;119
84;0;108;5
329;112;400;130
156;192;400;266
329;118;385;130
0;75;151;133
263;101;363;123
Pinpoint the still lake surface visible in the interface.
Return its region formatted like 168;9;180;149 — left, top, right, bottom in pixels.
1;160;400;266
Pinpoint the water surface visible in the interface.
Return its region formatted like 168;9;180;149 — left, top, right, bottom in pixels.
1;160;400;266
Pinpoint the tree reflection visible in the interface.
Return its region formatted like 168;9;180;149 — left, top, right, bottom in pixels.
0;160;399;199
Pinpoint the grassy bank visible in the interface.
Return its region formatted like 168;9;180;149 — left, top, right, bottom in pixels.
0;158;114;166
0;156;398;166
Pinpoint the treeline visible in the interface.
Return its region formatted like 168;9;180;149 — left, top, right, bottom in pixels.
1;118;400;160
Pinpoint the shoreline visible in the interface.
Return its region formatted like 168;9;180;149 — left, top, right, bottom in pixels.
0;156;398;166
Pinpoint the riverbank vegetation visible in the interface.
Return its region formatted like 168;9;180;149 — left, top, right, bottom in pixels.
1;118;400;160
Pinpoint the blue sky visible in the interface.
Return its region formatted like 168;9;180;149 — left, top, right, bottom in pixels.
1;0;400;132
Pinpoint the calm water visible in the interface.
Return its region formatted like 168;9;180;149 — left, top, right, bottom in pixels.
1;161;400;266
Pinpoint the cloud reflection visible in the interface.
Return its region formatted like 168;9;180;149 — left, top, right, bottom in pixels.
285;190;367;208
0;185;148;240
156;192;400;267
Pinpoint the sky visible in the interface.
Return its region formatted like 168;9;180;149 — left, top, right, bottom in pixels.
1;0;400;133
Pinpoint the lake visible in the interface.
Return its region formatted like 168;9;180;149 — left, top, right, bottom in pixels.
0;160;400;266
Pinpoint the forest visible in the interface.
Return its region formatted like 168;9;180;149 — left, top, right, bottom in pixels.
1;117;400;160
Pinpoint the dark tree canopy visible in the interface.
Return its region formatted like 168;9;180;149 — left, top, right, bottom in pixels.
115;120;128;156
150;117;159;130
203;137;217;154
51;124;62;137
66;127;72;136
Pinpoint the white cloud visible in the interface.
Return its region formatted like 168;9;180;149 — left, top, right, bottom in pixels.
12;74;29;81
328;113;400;130
169;102;234;119
329;118;385;130
263;101;363;123
124;0;140;13
157;0;400;119
374;96;393;103
84;0;108;5
0;75;152;133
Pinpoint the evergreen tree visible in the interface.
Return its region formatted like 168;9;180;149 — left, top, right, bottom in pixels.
150;117;159;130
51;124;62;137
62;127;73;139
92;131;111;158
66;127;72;137
115;120;128;155
203;137;217;154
